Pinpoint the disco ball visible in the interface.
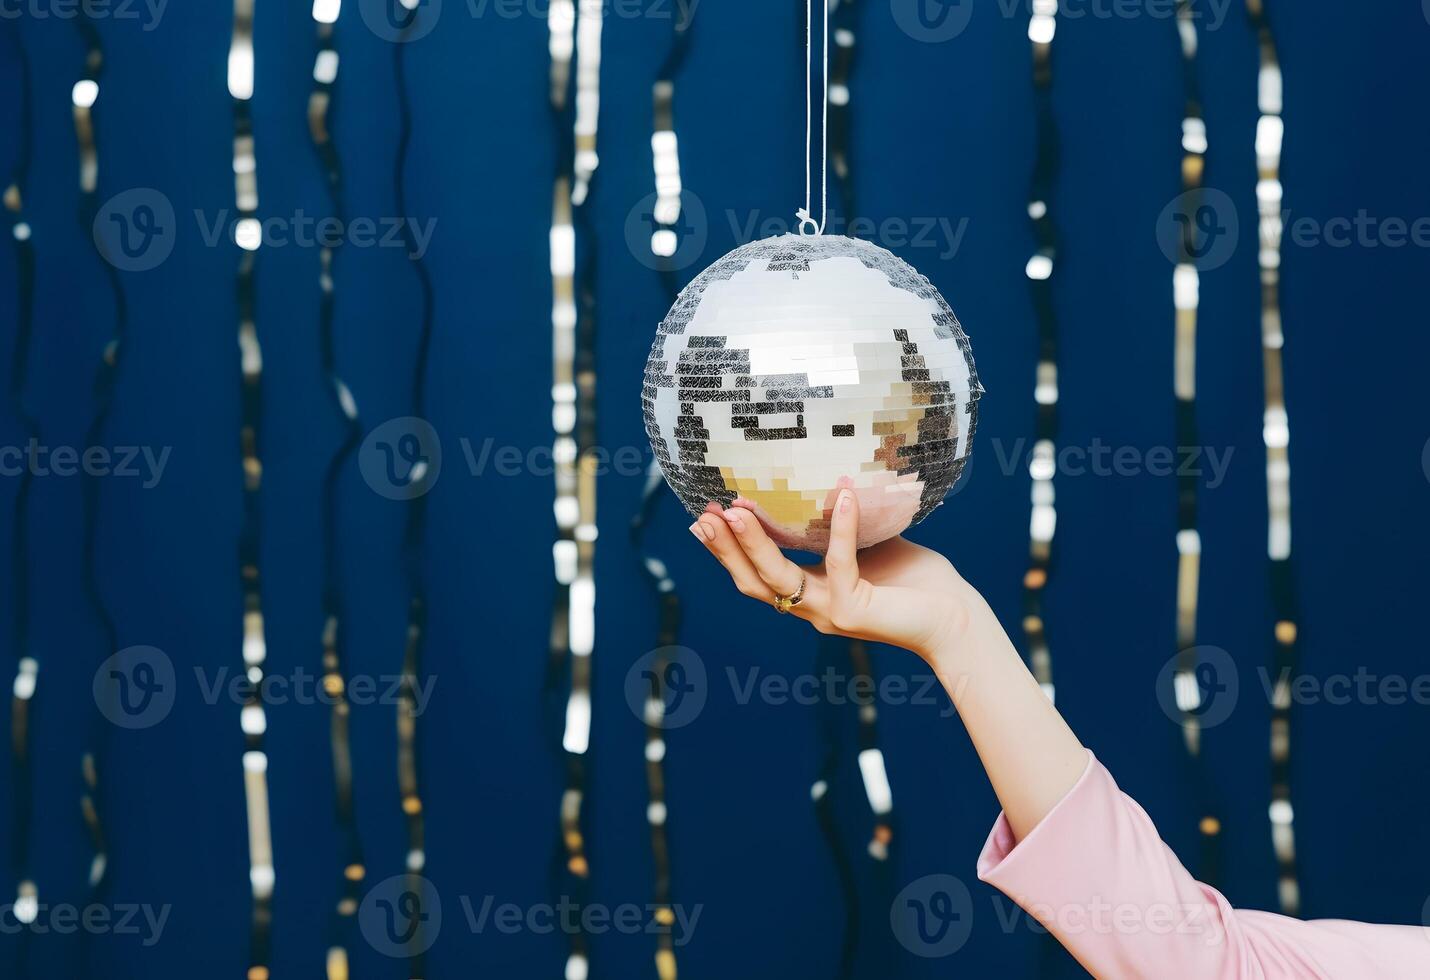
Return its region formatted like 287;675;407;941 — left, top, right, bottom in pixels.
642;234;981;553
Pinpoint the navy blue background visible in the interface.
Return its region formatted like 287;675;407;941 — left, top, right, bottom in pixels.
1;0;1428;976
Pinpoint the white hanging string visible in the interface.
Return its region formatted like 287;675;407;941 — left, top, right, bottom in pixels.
798;0;829;236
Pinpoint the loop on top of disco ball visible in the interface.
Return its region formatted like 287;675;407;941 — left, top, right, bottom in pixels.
795;208;820;237
642;234;981;554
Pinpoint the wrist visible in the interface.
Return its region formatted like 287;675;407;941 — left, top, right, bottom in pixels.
922;591;1004;677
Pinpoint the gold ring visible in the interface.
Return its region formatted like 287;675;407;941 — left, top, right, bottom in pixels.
773;573;806;614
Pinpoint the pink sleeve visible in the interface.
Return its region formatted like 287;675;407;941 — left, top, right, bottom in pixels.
977;751;1427;979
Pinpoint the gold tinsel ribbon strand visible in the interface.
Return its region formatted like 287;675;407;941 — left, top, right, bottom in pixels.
72;5;127;911
547;3;602;977
1168;0;1225;887
392;2;436;973
4;18;41;968
227;1;277;975
1022;1;1058;703
1245;0;1300;918
308;3;368;976
632;9;694;977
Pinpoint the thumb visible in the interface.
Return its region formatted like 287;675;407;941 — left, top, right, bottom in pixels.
824;487;860;601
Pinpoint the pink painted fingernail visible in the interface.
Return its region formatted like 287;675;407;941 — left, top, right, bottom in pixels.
838;490;852;514
690;521;707;542
721;509;745;532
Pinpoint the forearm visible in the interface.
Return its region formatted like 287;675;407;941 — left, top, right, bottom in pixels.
927;597;1087;842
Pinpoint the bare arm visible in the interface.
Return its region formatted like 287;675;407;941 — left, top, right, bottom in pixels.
930;601;1087;841
694;493;1430;978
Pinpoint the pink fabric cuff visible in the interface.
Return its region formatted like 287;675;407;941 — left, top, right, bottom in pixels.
972;748;1429;979
977;748;1097;885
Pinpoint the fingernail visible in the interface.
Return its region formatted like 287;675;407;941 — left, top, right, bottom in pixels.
689;521;708;542
721;509;745;532
838;490;852;514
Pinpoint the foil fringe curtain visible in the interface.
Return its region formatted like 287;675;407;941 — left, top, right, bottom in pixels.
307;2;368;976
72;7;125;919
629;7;694;979
392;2;436;974
1167;0;1224;887
0;0;1312;966
4;19;41;974
1021;0;1059;706
546;3;602;977
226;0;278;974
1245;0;1300;917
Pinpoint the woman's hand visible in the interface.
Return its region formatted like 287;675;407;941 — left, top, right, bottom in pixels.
692;486;1086;841
689;488;980;662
